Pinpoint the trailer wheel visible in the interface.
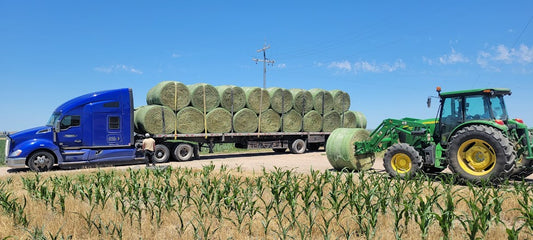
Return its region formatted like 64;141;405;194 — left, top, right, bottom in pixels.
153;144;170;163
383;143;422;178
174;143;194;161
289;139;306;154
28;151;55;172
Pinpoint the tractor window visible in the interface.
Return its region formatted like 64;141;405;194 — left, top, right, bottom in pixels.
439;97;463;144
464;95;489;120
491;96;508;120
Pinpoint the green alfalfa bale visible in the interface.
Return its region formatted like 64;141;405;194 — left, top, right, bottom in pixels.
330;90;351;113
342;111;357;128
267;87;293;114
134;105;177;134
281;109;302;132
146;81;190;111
326;128;375;171
188;83;220;112
309;88;333;114
242;87;270;114
322;111;341;132
302;110;322;132
233;108;258;133
205;108;232;133
176;107;204;134
259;109;281;133
216;85;246;113
353;111;367;129
290;89;313;114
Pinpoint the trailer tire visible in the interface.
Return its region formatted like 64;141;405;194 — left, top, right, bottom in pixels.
174;143;194;161
289;139;306;154
28;151;55;172
383;143;422;178
153;144;170;163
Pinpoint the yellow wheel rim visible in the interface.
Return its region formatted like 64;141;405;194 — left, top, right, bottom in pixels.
391;153;412;174
457;139;496;176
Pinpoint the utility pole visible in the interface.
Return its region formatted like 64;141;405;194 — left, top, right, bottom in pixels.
252;44;275;89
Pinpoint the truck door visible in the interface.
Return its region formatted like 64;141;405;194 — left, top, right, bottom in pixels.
57;115;83;148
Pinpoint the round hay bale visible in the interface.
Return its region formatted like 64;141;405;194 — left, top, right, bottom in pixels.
268;87;293;114
290;89;313;114
302;110;322;132
322;111;341;132
281;109;302;132
259;109;281;133
330;90;351;113
146;81;190;111
233;108;258;133
134;105;177;134
176;107;204;134
342;111;357;128
216;85;246;113
188;83;220;112
206;108;232;133
242;87;270;113
353;111;367;129
309;88;333;114
326;128;375;171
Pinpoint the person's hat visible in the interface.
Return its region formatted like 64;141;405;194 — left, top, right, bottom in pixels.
145;133;150;137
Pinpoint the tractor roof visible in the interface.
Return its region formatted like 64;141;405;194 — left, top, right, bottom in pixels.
439;88;511;98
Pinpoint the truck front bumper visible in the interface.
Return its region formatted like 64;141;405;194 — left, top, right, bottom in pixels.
6;157;26;168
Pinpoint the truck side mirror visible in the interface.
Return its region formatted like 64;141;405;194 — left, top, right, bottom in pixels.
54;120;61;133
427;97;431;108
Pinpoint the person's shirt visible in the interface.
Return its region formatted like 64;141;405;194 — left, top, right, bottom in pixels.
142;138;156;152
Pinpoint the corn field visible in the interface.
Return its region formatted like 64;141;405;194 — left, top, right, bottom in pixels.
0;165;531;239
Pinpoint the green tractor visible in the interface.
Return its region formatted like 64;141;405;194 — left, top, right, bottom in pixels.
326;87;533;182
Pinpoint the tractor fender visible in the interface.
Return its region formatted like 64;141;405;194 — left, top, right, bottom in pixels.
449;120;508;140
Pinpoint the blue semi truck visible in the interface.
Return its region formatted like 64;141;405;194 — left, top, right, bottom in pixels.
5;88;330;172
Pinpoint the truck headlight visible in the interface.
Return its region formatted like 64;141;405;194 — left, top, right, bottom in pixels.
10;149;22;157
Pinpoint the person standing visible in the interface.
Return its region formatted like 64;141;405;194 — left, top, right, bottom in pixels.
142;133;156;167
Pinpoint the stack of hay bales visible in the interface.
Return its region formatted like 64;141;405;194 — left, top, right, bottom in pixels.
134;81;367;134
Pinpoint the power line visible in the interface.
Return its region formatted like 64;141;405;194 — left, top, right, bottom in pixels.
252;43;275;89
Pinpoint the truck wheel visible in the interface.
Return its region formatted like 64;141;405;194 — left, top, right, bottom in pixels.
447;125;515;182
174;143;194;161
153;144;170;163
28;151;55;172
383;143;422;178
289;139;306;154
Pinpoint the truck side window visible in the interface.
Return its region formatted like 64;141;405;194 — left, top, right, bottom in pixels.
60;115;81;130
109;116;120;130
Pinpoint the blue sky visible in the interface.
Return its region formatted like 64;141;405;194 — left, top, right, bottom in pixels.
1;1;533;131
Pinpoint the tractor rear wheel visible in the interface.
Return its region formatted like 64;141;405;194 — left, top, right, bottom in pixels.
447;125;515;182
383;143;422;178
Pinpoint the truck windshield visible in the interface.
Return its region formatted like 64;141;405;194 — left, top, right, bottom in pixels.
46;112;61;126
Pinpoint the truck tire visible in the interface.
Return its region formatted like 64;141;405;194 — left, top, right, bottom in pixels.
28;150;55;172
289;139;306;154
153;144;170;163
173;143;194;161
447;125;515;182
383;143;422;178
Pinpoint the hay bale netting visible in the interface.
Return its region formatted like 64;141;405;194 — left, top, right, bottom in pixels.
322;111;341;132
146;81;191;111
290;89;313;114
242;87;270;113
326;128;375;171
268;87;293;114
330;90;351;113
259;109;281;133
302;110;322;132
205;108;232;133
233;108;258;133
342;111;357;128
281;109;302;132
353;111;367;128
134;105;177;134
216;85;246;113
309;88;333;114
176;107;205;134
188;83;220;112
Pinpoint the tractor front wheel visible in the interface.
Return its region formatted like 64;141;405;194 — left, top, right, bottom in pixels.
383;143;422;178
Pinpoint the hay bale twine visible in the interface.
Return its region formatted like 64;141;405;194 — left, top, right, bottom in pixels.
233;108;258;133
206;108;232;133
188;83;220;112
242;87;270;114
146;81;190;111
216;85;246;113
281;109;302;132
134;105;177;134
342;111;357;128
322;111;341;132
309;88;333;114
259;109;281;133
330;90;351;113
326;128;375;171
302;110;322;132
353;111;367;128
176;107;204;134
290;89;313;114
268;87;293;114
